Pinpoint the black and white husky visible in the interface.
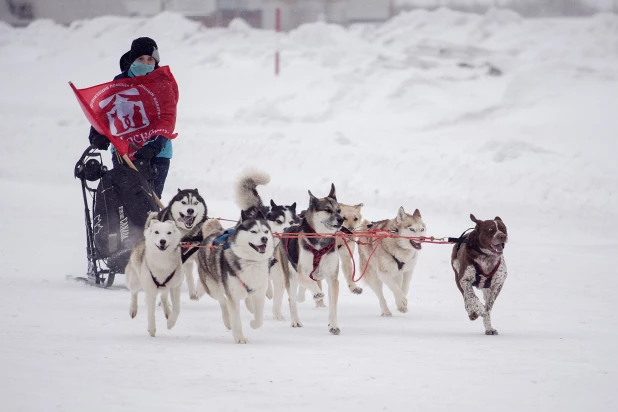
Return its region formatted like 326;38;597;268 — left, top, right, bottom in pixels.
272;184;345;335
196;169;275;344
155;189;208;299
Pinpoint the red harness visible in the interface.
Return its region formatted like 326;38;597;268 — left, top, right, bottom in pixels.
472;260;501;289
303;239;336;281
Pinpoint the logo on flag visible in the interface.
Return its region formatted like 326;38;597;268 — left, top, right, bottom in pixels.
99;88;150;136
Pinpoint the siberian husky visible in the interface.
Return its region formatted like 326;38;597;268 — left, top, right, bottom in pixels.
125;219;184;337
155;189;207;299
296;202;365;307
357;207;425;317
451;214;508;335
274;184;345;334
196;169;275;344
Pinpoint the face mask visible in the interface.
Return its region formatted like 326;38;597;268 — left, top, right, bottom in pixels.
129;61;155;77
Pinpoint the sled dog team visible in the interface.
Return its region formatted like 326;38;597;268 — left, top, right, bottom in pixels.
125;169;509;343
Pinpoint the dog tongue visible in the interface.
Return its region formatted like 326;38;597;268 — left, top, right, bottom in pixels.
179;215;194;224
493;243;505;252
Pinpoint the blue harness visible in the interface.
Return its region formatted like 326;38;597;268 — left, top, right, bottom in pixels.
212;229;235;250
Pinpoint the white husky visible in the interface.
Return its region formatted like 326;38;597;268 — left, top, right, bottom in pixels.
357;207;426;317
125;219;184;337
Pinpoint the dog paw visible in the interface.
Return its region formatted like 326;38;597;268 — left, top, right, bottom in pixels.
148;327;156;337
291;320;303;328
350;286;363;295
250;319;263;329
381;310;392;317
265;290;273;300
395;296;408;311
189;291;200;301
315;299;326;308
485;329;499;335
129;306;137;319
329;327;341;335
313;292;325;300
397;305;408;314
468;312;479;321
296;293;306;303
235;336;248;344
272;314;285;321
167;318;177;330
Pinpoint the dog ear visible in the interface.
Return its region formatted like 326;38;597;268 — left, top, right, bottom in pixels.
290;202;296;210
194;188;199;193
328;183;337;201
494;216;502;222
470;214;480;224
270;199;277;208
354;203;364;209
148;218;159;228
396;206;406;223
240;209;250;222
308;190;317;205
413;208;421;218
177;188;181;193
256;210;266;220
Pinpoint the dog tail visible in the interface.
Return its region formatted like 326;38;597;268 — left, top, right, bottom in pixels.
201;219;224;238
234;168;271;211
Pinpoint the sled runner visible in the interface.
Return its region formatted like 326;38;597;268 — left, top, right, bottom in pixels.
73;145;160;288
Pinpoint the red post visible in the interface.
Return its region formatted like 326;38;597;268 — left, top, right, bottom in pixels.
275;8;281;76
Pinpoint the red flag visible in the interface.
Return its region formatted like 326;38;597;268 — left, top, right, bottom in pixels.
70;66;179;159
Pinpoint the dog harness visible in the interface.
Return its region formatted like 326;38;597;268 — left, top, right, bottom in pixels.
303;240;336;280
472;260;501;289
283;219;336;281
230;272;253;293
212;229;235;250
391;255;405;270
150;269;177;289
179;235;203;263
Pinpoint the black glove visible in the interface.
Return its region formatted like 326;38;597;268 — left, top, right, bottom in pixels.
134;145;157;161
91;134;110;150
133;158;158;181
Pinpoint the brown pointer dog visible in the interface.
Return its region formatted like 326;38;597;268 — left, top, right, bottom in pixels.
451;214;508;335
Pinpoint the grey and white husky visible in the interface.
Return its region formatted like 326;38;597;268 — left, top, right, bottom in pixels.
272;184;345;335
154;189;208;299
125;219;184;337
357;207;426;317
296;201;365;308
196;169;275;344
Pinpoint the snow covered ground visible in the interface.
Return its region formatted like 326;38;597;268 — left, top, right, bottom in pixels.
0;8;617;411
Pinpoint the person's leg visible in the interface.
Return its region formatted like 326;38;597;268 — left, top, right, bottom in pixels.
150;157;170;199
111;151;119;168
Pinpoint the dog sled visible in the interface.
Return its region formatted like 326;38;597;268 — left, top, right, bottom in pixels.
73;146;160;288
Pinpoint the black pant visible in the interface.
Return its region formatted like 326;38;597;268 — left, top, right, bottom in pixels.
111;155;170;200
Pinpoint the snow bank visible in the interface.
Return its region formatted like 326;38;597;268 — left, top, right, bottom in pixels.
0;9;616;238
